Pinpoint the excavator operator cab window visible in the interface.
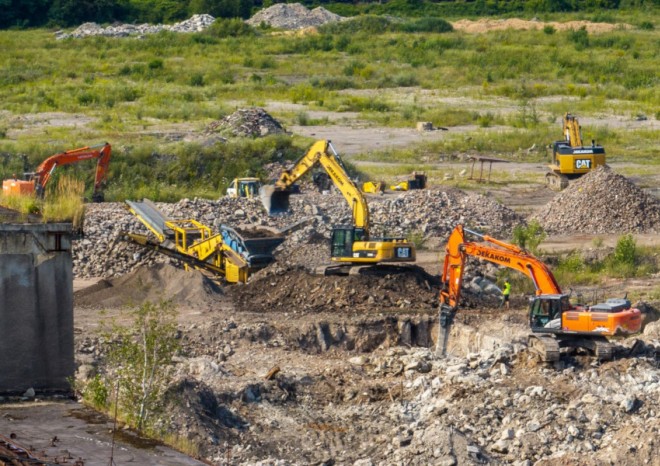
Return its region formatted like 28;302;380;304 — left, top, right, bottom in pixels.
331;227;354;258
530;298;551;328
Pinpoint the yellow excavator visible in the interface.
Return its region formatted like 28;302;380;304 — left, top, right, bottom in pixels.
260;140;416;271
546;113;606;190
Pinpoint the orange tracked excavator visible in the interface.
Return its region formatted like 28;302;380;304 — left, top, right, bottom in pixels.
436;225;642;361
2;143;112;201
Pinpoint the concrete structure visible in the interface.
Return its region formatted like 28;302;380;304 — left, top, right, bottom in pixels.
0;209;74;393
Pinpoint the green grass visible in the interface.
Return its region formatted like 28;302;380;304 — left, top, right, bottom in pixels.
0;11;657;200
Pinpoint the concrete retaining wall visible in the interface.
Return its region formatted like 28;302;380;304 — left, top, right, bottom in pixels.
0;222;74;393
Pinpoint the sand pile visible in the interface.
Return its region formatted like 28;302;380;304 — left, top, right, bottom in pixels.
74;264;223;309
452;18;630;33
529;167;660;234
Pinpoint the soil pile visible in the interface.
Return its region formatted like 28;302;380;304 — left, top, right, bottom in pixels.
229;265;438;314
246;3;343;30
205;107;286;137
74;263;223;309
530;167;660;234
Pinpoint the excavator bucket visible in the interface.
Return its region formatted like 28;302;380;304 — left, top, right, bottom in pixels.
260;185;291;215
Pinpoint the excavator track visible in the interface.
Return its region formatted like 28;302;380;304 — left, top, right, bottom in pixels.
545;172;569;191
528;334;560;362
558;336;614;361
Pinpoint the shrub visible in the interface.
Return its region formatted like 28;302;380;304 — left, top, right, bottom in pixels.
569;27;590;50
99;301;180;431
204;18;255;38
399;17;453;33
512;220;546;255
543;25;556;35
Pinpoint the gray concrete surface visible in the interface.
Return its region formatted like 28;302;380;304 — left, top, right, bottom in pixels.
0;401;206;465
0;222;74;393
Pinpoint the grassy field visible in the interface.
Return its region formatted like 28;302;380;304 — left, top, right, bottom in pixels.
0;12;657;200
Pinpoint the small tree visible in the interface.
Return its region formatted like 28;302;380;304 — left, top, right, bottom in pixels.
102;301;180;431
512;220;547;255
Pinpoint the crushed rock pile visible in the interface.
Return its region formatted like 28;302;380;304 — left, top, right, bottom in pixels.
246;3;343;30
74;263;223;309
74;187;523;279
205;108;286;138
56;14;215;39
530;167;660;234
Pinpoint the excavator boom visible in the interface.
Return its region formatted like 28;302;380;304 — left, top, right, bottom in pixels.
440;225;561;310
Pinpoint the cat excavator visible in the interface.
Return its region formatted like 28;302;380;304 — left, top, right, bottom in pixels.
546;113;606;190
260;140;416;271
2;143;112;201
436;224;642;361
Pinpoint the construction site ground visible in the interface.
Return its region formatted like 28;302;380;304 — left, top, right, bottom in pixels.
3;102;660;466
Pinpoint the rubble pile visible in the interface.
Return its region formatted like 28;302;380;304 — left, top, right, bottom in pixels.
205;108;286;138
85;317;657;465
246;3;343;30
229;266;439;314
530;167;660;234
74;187;524;279
55;14;215;39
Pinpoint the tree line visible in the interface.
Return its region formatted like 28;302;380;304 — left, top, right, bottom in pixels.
0;0;652;29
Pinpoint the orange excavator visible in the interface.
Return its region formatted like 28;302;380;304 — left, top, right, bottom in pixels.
437;225;642;361
2;143;112;202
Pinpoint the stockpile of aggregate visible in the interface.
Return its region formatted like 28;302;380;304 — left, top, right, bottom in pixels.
246;3;343;30
56;14;215;39
205;108;286;138
530;167;660;234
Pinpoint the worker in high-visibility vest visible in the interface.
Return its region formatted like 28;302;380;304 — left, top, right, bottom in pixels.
501;280;511;310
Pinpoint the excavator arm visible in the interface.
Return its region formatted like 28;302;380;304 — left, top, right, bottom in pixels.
440;224;561;310
32;143;112;200
563;113;583;147
261;140;369;231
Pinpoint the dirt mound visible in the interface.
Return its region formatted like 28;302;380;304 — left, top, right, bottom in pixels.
74;264;223;309
246;4;343;30
530;167;660;234
452;18;630;33
206;107;286;137
229;265;438;314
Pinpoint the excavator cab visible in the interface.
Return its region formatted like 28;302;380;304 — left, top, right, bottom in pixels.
331;226;366;258
529;295;570;330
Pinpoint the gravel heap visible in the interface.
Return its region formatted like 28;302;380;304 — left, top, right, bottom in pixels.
246;3;343;30
74;187;524;279
55;14;215;39
530;167;660;234
205;108;286;138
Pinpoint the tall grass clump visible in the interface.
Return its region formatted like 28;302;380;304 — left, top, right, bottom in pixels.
42;175;85;227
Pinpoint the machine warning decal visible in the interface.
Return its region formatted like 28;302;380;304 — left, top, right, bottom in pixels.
575;159;592;169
